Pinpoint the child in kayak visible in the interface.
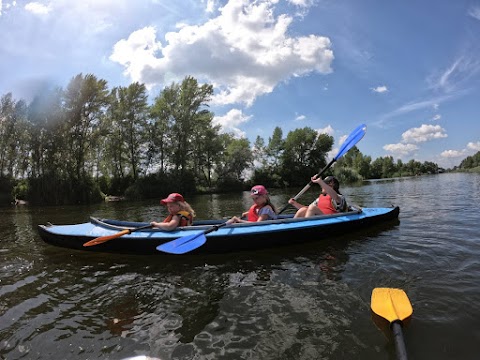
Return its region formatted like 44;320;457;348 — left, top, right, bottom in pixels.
227;185;277;224
288;175;347;218
151;193;195;230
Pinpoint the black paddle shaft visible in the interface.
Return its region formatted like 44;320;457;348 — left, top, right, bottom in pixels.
392;322;408;360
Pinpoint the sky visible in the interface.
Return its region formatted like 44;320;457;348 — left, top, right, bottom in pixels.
1;0;480;169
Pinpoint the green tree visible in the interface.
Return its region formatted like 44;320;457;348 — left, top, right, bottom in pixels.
266;127;284;169
459;151;480;169
108;82;149;180
162;76;214;177
190;110;222;189
280;128;333;186
0;94;28;178
27;88;64;179
216;136;253;190
63;74;110;180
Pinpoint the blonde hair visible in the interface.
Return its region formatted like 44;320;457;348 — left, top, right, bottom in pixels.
179;201;196;218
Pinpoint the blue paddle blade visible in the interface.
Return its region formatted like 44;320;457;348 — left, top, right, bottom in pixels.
156;232;207;254
335;123;367;160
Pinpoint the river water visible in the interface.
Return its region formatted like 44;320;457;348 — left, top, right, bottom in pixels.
1;173;479;359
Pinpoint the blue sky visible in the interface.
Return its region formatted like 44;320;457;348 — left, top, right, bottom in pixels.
1;0;480;168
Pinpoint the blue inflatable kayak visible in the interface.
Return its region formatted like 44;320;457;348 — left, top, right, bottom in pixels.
37;206;399;254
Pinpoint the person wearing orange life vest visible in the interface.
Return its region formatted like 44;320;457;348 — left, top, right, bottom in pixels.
288;175;347;218
150;193;195;231
226;185;277;224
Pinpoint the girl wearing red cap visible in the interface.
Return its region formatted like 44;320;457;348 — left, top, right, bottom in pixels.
150;193;196;230
227;185;277;224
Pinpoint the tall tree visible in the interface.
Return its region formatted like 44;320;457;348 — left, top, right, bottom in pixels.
63;74;110;180
110;82;149;180
27;87;64;179
150;76;214;178
266;127;284;169
190;110;222;189
217;136;253;183
281;128;333;186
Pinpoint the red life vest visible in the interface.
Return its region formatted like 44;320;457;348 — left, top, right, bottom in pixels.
247;204;263;222
317;194;338;215
163;211;193;226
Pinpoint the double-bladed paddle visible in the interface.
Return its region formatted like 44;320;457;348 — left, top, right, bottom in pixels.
156;223;227;254
278;123;367;214
83;224;154;247
371;287;413;360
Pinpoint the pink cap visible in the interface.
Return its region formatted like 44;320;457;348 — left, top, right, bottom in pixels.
160;193;185;205
250;185;268;196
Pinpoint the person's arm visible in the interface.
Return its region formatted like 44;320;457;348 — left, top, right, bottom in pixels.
226;216;247;224
288;198;306;210
257;206;277;221
151;215;181;231
311;175;342;204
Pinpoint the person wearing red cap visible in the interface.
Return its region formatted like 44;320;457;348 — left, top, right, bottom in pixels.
227;185;277;224
288;175;347;217
150;193;196;230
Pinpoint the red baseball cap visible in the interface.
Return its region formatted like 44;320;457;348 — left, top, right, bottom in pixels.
160;193;185;205
250;185;268;196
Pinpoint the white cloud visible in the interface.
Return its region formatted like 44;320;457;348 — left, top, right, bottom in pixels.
295;114;306;121
204;0;216;13
429;57;480;93
25;2;51;16
109;27;162;85
109;0;333;106
432;114;441;121
372;85;388;93
401;124;447;143
375;94;456;127
468;6;480;21
213;108;252;138
439;141;480;160
467;141;480;151
383;143;419;156
317;125;334;136
287;0;314;7
441;149;465;158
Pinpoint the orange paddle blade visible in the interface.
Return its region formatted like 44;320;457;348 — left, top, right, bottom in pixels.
371;288;413;323
83;229;130;247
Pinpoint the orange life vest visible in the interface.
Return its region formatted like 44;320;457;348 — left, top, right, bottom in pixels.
317;194;339;215
163;211;193;226
247;204;263;222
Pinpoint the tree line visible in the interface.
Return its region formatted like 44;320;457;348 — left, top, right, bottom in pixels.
1;74;442;206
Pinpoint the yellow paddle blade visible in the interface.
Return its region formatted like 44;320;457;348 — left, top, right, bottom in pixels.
371;288;413;323
83;229;130;247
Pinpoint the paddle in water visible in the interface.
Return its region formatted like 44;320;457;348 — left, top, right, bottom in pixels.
83;223;154;247
278;123;367;214
371;287;413;360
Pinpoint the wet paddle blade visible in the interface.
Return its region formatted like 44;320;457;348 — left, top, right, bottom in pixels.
371;288;413;323
156;232;207;254
83;230;130;246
